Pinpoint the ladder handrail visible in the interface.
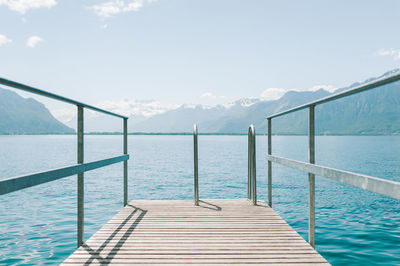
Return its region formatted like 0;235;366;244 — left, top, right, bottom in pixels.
193;124;199;206
248;125;256;205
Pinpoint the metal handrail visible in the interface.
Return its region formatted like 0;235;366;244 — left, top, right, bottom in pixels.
193;124;257;206
248;125;256;205
0;77;129;247
193;124;199;206
248;127;252;200
266;72;400;249
266;155;400;200
0;155;129;195
0;77;128;119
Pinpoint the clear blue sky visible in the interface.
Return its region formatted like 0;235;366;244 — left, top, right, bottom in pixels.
1;0;400;112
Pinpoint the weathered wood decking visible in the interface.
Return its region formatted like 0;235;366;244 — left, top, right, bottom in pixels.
62;199;329;265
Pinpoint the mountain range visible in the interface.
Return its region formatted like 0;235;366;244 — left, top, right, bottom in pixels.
128;69;400;135
0;88;74;134
1;69;399;135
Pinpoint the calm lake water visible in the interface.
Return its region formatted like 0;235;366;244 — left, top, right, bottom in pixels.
0;135;399;265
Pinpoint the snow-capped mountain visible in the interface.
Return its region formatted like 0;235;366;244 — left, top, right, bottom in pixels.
51;69;400;135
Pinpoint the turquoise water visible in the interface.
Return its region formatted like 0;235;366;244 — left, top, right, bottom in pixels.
0;135;399;265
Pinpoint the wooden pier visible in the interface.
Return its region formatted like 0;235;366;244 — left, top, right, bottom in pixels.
62;199;329;265
2;76;400;265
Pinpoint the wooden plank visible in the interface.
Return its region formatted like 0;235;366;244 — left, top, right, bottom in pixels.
63;264;330;266
63;258;329;264
71;249;317;254
62;199;329;265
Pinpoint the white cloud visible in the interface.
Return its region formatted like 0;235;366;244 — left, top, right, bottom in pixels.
51;99;180;124
200;92;227;100
200;92;217;99
90;0;155;18
97;99;180;117
260;88;288;101
100;24;108;29
0;0;56;14
26;35;43;47
91;0;124;18
51;108;76;124
123;0;143;11
375;48;400;61
0;34;12;46
308;84;337;93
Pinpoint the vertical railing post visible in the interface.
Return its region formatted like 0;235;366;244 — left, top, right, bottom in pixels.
268;118;272;207
248;127;252;200
308;105;315;248
194;124;199;206
77;105;84;247
251;125;257;205
123;118;128;206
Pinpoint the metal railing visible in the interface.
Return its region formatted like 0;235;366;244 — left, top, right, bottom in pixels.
266;72;400;248
193;124;199;206
193;124;258;206
0;77;130;247
248;125;257;205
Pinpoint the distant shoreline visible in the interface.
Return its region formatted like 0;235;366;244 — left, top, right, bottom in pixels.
0;132;399;136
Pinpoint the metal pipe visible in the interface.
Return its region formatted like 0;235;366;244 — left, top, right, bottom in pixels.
266;154;400;200
251;125;257;205
308;105;315;248
267;118;272;207
123;118;128;206
0;77;128;119
0;155;128;196
248;127;252;199
77;105;84;247
267;71;400;119
194;124;199;206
